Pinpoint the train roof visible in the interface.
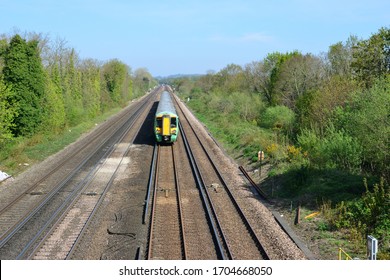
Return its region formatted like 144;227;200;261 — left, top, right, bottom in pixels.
156;91;177;116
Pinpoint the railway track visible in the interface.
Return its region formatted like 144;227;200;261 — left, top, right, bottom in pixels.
174;94;270;260
28;131;138;259
144;92;269;260
147;144;186;260
0;90;158;259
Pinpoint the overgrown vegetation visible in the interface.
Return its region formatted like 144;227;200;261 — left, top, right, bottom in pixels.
169;27;389;259
0;32;157;175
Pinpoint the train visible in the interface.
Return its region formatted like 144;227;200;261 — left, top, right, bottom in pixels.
154;91;179;143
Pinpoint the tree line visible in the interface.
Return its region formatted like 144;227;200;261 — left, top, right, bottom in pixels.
0;32;156;146
169;26;389;257
172;27;389;183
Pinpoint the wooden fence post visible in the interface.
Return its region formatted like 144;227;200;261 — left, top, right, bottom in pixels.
294;204;301;225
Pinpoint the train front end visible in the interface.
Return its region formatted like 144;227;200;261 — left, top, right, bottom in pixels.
155;113;178;143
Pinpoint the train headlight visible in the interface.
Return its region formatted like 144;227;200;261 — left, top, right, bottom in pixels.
171;129;176;134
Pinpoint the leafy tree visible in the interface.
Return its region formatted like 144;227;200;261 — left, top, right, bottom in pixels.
26;39;46;97
352;27;390;87
133;67;153;98
196;70;216;93
80;59;101;118
320;127;362;172
102;59;128;104
307;76;357;135
327;35;358;78
274;53;325;111
333;77;390;179
228;91;263;123
0;78;17;145
63;48;83;125
215;64;246;93
172;77;193;95
0;37;7;73
43;64;66;133
244;51;299;105
2;35;45;136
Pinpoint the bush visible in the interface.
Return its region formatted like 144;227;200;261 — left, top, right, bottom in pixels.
333;77;390;179
320;127;362;172
297;126;362;173
327;178;390;257
261;105;295;136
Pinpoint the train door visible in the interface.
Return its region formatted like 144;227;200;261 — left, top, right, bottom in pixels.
162;115;171;136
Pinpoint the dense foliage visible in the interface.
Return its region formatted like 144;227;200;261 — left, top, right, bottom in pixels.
2;35;45;136
170;27;390;258
0;32;157;144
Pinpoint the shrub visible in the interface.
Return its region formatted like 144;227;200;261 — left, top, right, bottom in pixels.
297;126;362;173
261;105;295;136
326;178;390;256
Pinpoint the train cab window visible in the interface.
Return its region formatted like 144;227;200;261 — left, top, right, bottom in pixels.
171;117;177;127
156;118;162;127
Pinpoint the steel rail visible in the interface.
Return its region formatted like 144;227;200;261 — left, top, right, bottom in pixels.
65;99;155;260
146;145;160;260
238;166;268;201
174;95;270;260
0;93;154;256
17;97;148;260
143;143;158;225
146;144;186;260
179;122;230;260
172;143;188;260
0;92;156;216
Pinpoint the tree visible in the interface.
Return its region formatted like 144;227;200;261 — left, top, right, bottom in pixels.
244;60;272;101
63;48;83;125
102;59;129;104
297;126;363;172
43;64;66;133
333;77;390;179
0;78;17;145
80;59;101;118
274;53;325;111
352;27;390;87
215;64;246;93
196;70;216;93
327;35;358;78
308;76;357;135
2;34;46;136
245;51;299;105
0;37;7;73
133;67;153;98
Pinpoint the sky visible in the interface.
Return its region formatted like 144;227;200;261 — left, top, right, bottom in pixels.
1;0;389;77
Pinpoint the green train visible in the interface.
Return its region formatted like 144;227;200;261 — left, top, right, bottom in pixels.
154;91;179;143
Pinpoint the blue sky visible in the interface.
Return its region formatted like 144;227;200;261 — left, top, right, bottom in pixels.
1;0;389;77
